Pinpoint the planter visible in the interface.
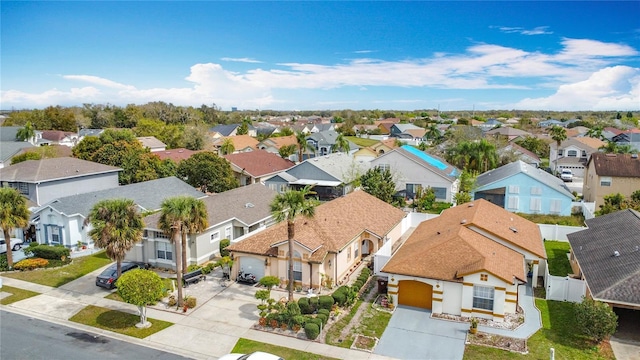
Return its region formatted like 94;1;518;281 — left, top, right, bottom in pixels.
469;327;478;334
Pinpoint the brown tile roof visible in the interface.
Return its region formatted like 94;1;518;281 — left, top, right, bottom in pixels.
0;157;121;182
155;148;200;162
405;128;427;138
227;190;406;261
382;199;544;283
266;135;297;149
370;138;399;151
573;137;606;150
213;135;259;151
223;150;295;177
41;130;76;141
589;153;640;177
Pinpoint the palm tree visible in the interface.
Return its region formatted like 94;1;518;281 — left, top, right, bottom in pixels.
549;125;567;150
331;133;351;153
220;138;235;155
279;144;297;159
88;199;144;277
600;141;634;154
159;196;206;306
295;131;315;162
0;188;30;268
270;186;319;302
16;122;36;143
586;126;604;140
426;124;441;144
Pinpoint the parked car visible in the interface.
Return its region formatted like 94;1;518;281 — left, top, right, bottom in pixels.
219;352;283;360
0;238;24;253
95;262;148;289
560;169;573;182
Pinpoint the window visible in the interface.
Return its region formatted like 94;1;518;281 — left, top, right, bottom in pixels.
507;196;519;210
473;285;494;311
530;198;542;212
530;186;542;195
155;231;169;239
550;199;562;214
558;149;563;156
47;225;61;244
268;183;277;191
600;177;612;187
377;164;390;172
354;245;359;259
290;251;302;281
406;184;422;198
567;150;577;157
581;150;587;157
156;242;173;261
210;232;220;244
432;187;447;200
508;185;520;194
480;274;488;281
225;226;232;240
9;182;29;195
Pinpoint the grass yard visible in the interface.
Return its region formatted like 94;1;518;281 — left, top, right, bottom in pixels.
69;305;173;339
0;285;40;305
545;241;573;277
231;338;340;360
345;136;378;147
516;213;585;226
463;299;614;359
3;251;112;287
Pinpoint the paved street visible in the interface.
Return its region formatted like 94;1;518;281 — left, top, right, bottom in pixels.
0;310;192;360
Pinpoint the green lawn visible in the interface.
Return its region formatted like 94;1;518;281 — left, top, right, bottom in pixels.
345;136;378;147
3;251;112;287
231;338;339;360
463;299;614;359
69;305;173;339
545;241;573;276
0;285;40;305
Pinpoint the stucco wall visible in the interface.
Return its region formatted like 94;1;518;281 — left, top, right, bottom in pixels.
36;172;119;206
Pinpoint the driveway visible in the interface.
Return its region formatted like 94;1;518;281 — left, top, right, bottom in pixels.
375;306;468;360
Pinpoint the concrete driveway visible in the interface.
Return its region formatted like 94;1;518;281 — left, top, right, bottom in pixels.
375;306;468;360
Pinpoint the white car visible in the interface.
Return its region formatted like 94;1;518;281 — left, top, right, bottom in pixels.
218;352;283;360
560;169;573;182
0;238;24;253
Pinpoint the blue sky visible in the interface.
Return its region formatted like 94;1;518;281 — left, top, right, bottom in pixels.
1;1;639;111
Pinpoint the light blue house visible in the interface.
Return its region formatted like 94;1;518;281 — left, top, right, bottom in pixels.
473;160;575;216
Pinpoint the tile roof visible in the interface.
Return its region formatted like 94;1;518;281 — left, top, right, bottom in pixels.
41;130;76;141
40;176;205;219
263;135;297;149
213;135;259;151
382;199;544;283
572;136;606;150
145;183;277;229
223;150;295;177
503;143;540;162
0;157;121;182
567;209;640;305
298;153;370;183
154;148;200;162
588;153;640;177
227;190;406;261
404;128;427;138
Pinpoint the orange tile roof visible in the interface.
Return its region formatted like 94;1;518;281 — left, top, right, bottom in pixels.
382;199;544;283
573;136;606;150
227;190;407;261
214;135;259;151
223;150;295;177
267;135;297;149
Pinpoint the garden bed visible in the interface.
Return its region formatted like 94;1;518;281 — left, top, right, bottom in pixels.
466;332;527;354
351;334;378;352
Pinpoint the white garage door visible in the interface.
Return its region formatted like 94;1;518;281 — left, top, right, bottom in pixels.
239;257;265;280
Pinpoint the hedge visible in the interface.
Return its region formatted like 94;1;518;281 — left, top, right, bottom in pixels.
305;323;320;340
219;239;231;257
318;308;330;317
298;297;312;314
24;244;70;260
318;295;334;311
316;313;328;325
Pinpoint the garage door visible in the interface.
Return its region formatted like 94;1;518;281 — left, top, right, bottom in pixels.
239;257;265;280
398;280;432;309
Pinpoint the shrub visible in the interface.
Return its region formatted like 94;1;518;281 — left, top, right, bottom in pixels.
0;254;8;271
309;296;319;312
351;284;361;293
168;295;177;307
306;316;322;327
185;296;197;308
23;244;70;260
287;300;302;317
298;297;311;314
187;264;202;272
332;291;346;306
219;239;231;257
316;313;328;325
201;263;213;274
575;297;618;343
13;258;49;270
259;275;280;289
291;315;306;327
318;295;334;311
304;323;320;340
318;308;330;317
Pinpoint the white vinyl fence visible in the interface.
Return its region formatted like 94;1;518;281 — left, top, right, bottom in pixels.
538;224;587;241
545;265;586;303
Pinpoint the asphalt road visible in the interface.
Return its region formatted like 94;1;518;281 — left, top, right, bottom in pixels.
0;310;192;360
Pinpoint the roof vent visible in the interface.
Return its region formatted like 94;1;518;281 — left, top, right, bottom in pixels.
509;227;518;233
613;250;620;257
460;219;467;224
245;203;254;208
468;203;474;207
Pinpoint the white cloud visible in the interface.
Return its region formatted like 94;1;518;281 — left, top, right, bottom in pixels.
497;26;552;35
354;50;374;54
220;57;262;63
62;75;135;90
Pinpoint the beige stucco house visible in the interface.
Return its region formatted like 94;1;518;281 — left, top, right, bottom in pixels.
583;152;640;210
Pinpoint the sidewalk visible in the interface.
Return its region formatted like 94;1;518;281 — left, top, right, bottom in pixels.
1;274;397;360
477;283;542;339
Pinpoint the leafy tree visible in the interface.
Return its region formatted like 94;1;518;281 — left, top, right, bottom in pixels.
43;106;77;132
295;132;315;162
453;170;477;205
599;141;634;154
425;124;442;144
360;167;396;203
183;126;206;150
11;151;42;164
0;188;30;268
279;127;294;136
16;122;36;142
549;125;567;149
270;186;319;301
236;122;248;135
446;139;499;173
279;144;297;159
515;136;550;158
88;199;144;277
331;133;350;153
116;269;165;328
586;126;604;140
574;297;618;343
596;192;640;215
413;187;436;212
177;151;238;193
220;138;235;155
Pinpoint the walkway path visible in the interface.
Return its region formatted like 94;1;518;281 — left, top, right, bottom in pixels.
478;284;542;339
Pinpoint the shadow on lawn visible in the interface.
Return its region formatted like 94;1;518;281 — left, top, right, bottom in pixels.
543;300;595;350
96;310;139;330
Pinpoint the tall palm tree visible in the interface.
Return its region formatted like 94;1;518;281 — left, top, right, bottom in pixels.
0;188;30;268
16;122;36;143
159;196;206;306
295;131;315;162
586;126;604;140
549;125;567;150
270;186;319;302
426;124;441;144
220;138;235;155
88;199;144;277
331;133;351;153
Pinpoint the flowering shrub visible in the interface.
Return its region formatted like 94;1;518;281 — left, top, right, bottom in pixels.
14;258;49;270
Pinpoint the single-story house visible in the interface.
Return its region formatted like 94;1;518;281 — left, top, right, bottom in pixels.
223;150;295;186
226;190;407;288
382;199;546;322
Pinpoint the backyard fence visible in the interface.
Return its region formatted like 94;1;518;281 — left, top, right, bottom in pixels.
538;224;587;241
545;266;586;303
